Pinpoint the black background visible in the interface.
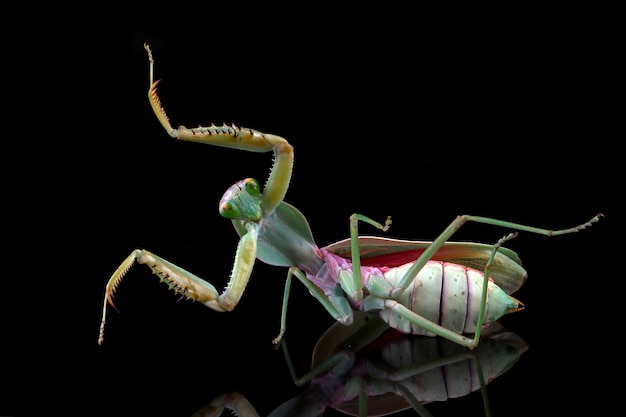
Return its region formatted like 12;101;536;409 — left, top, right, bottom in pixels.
1;7;620;417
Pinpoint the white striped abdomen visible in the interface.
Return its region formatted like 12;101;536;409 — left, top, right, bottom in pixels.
377;261;517;336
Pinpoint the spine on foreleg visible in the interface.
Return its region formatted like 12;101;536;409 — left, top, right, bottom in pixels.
379;261;519;336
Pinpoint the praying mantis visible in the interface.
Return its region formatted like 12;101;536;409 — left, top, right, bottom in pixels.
97;43;603;349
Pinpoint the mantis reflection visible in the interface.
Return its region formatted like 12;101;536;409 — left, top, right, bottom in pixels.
192;312;527;417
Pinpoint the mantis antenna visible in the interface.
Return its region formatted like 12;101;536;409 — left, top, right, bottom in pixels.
144;43;154;86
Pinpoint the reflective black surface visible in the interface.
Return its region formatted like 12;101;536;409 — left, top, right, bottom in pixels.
2;19;618;416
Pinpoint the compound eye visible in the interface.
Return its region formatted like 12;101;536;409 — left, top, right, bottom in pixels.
219;201;240;219
244;178;260;196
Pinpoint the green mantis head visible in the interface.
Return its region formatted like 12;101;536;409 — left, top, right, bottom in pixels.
219;178;263;221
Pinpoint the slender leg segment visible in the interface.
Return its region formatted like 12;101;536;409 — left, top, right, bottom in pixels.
343;214;392;301
273;267;355;345
395;213;603;292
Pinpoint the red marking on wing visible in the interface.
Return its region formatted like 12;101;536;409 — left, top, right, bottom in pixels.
358;249;428;267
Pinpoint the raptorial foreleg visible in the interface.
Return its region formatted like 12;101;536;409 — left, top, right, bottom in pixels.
98;223;259;345
144;43;293;215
